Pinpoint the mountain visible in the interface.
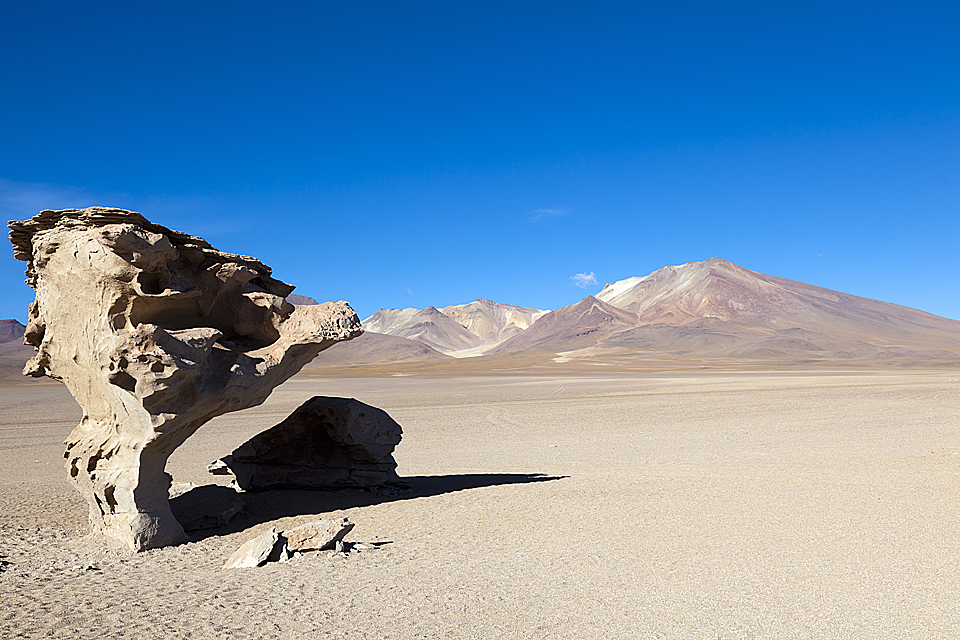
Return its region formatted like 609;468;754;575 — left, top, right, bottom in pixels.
303;331;451;367
439;299;547;344
362;308;421;334
594;258;960;351
362;299;549;354
362;306;485;353
0;320;34;384
0;320;26;345
286;294;319;305
488;296;637;354
329;258;960;368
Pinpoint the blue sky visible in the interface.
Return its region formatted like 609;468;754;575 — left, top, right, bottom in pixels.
2;1;958;323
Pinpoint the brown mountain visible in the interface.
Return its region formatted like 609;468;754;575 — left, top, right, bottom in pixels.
594;258;960;351
0;321;34;384
303;331;451;367
487;259;960;365
0;320;26;345
488;296;637;354
363;306;485;353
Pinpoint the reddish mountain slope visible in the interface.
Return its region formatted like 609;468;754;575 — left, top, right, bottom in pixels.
596;258;960;351
488;297;637;354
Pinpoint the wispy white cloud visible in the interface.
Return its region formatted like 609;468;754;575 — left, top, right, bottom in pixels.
530;208;566;222
406;287;414;296
570;272;598;288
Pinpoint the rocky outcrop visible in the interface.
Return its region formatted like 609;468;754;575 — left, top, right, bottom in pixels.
209;396;407;492
8;207;362;551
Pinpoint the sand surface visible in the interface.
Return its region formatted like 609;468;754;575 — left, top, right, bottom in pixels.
1;370;958;638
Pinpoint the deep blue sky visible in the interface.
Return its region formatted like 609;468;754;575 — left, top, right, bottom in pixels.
2;2;958;323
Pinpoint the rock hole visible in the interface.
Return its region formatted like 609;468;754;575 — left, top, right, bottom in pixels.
136;271;166;295
103;486;117;513
108;371;137;393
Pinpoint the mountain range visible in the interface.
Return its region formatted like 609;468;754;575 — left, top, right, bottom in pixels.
317;257;960;368
4;259;960;378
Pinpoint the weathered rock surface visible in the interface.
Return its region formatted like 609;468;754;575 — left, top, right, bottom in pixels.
8;207;362;551
284;518;355;552
223;527;280;569
169;483;245;531
209;396;408;492
223;518;355;568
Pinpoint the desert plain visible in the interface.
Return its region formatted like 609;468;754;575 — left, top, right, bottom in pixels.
1;366;957;639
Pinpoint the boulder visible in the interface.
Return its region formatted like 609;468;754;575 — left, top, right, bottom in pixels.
284;518;355;552
8;207;362;551
209;396;409;492
223;527;280;569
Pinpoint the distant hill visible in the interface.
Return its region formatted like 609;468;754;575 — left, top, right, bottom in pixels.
488;297;637;354
363;306;485;353
0;320;35;384
0;320;26;345
563;258;960;364
363;299;548;354
439;299;547;344
303;331;451;367
286;294;319;305
595;258;960;345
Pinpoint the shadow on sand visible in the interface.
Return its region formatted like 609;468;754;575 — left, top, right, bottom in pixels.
175;473;567;542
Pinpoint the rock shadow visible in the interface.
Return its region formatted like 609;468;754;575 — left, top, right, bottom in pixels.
182;473;566;542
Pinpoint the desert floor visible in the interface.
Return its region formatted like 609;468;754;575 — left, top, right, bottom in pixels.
1;369;958;639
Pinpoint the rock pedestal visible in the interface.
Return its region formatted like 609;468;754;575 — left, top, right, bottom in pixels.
8;207;362;551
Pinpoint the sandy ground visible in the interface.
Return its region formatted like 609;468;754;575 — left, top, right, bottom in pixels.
1;370;958;639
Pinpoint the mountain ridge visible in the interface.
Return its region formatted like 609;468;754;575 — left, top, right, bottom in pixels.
355;259;960;366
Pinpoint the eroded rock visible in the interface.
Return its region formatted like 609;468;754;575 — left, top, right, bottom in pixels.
224;518;356;568
223;527;280;569
284;518;355;552
8;207;362;551
209;396;408;492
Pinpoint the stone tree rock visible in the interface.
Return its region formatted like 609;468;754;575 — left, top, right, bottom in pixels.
209;396;408;492
8;207;362;551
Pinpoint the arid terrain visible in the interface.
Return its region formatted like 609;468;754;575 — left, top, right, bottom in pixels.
1;367;957;639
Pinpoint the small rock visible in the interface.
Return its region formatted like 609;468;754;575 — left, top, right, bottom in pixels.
223;528;279;569
284;518;354;553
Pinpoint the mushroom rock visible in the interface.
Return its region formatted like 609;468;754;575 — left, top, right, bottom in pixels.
209;396;408;492
8;207;362;551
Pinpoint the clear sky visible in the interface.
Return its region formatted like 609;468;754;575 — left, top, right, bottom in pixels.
2;2;958;323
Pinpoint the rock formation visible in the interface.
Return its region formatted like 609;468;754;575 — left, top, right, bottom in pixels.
209;396;408;492
222;518;355;569
8;207;362;551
